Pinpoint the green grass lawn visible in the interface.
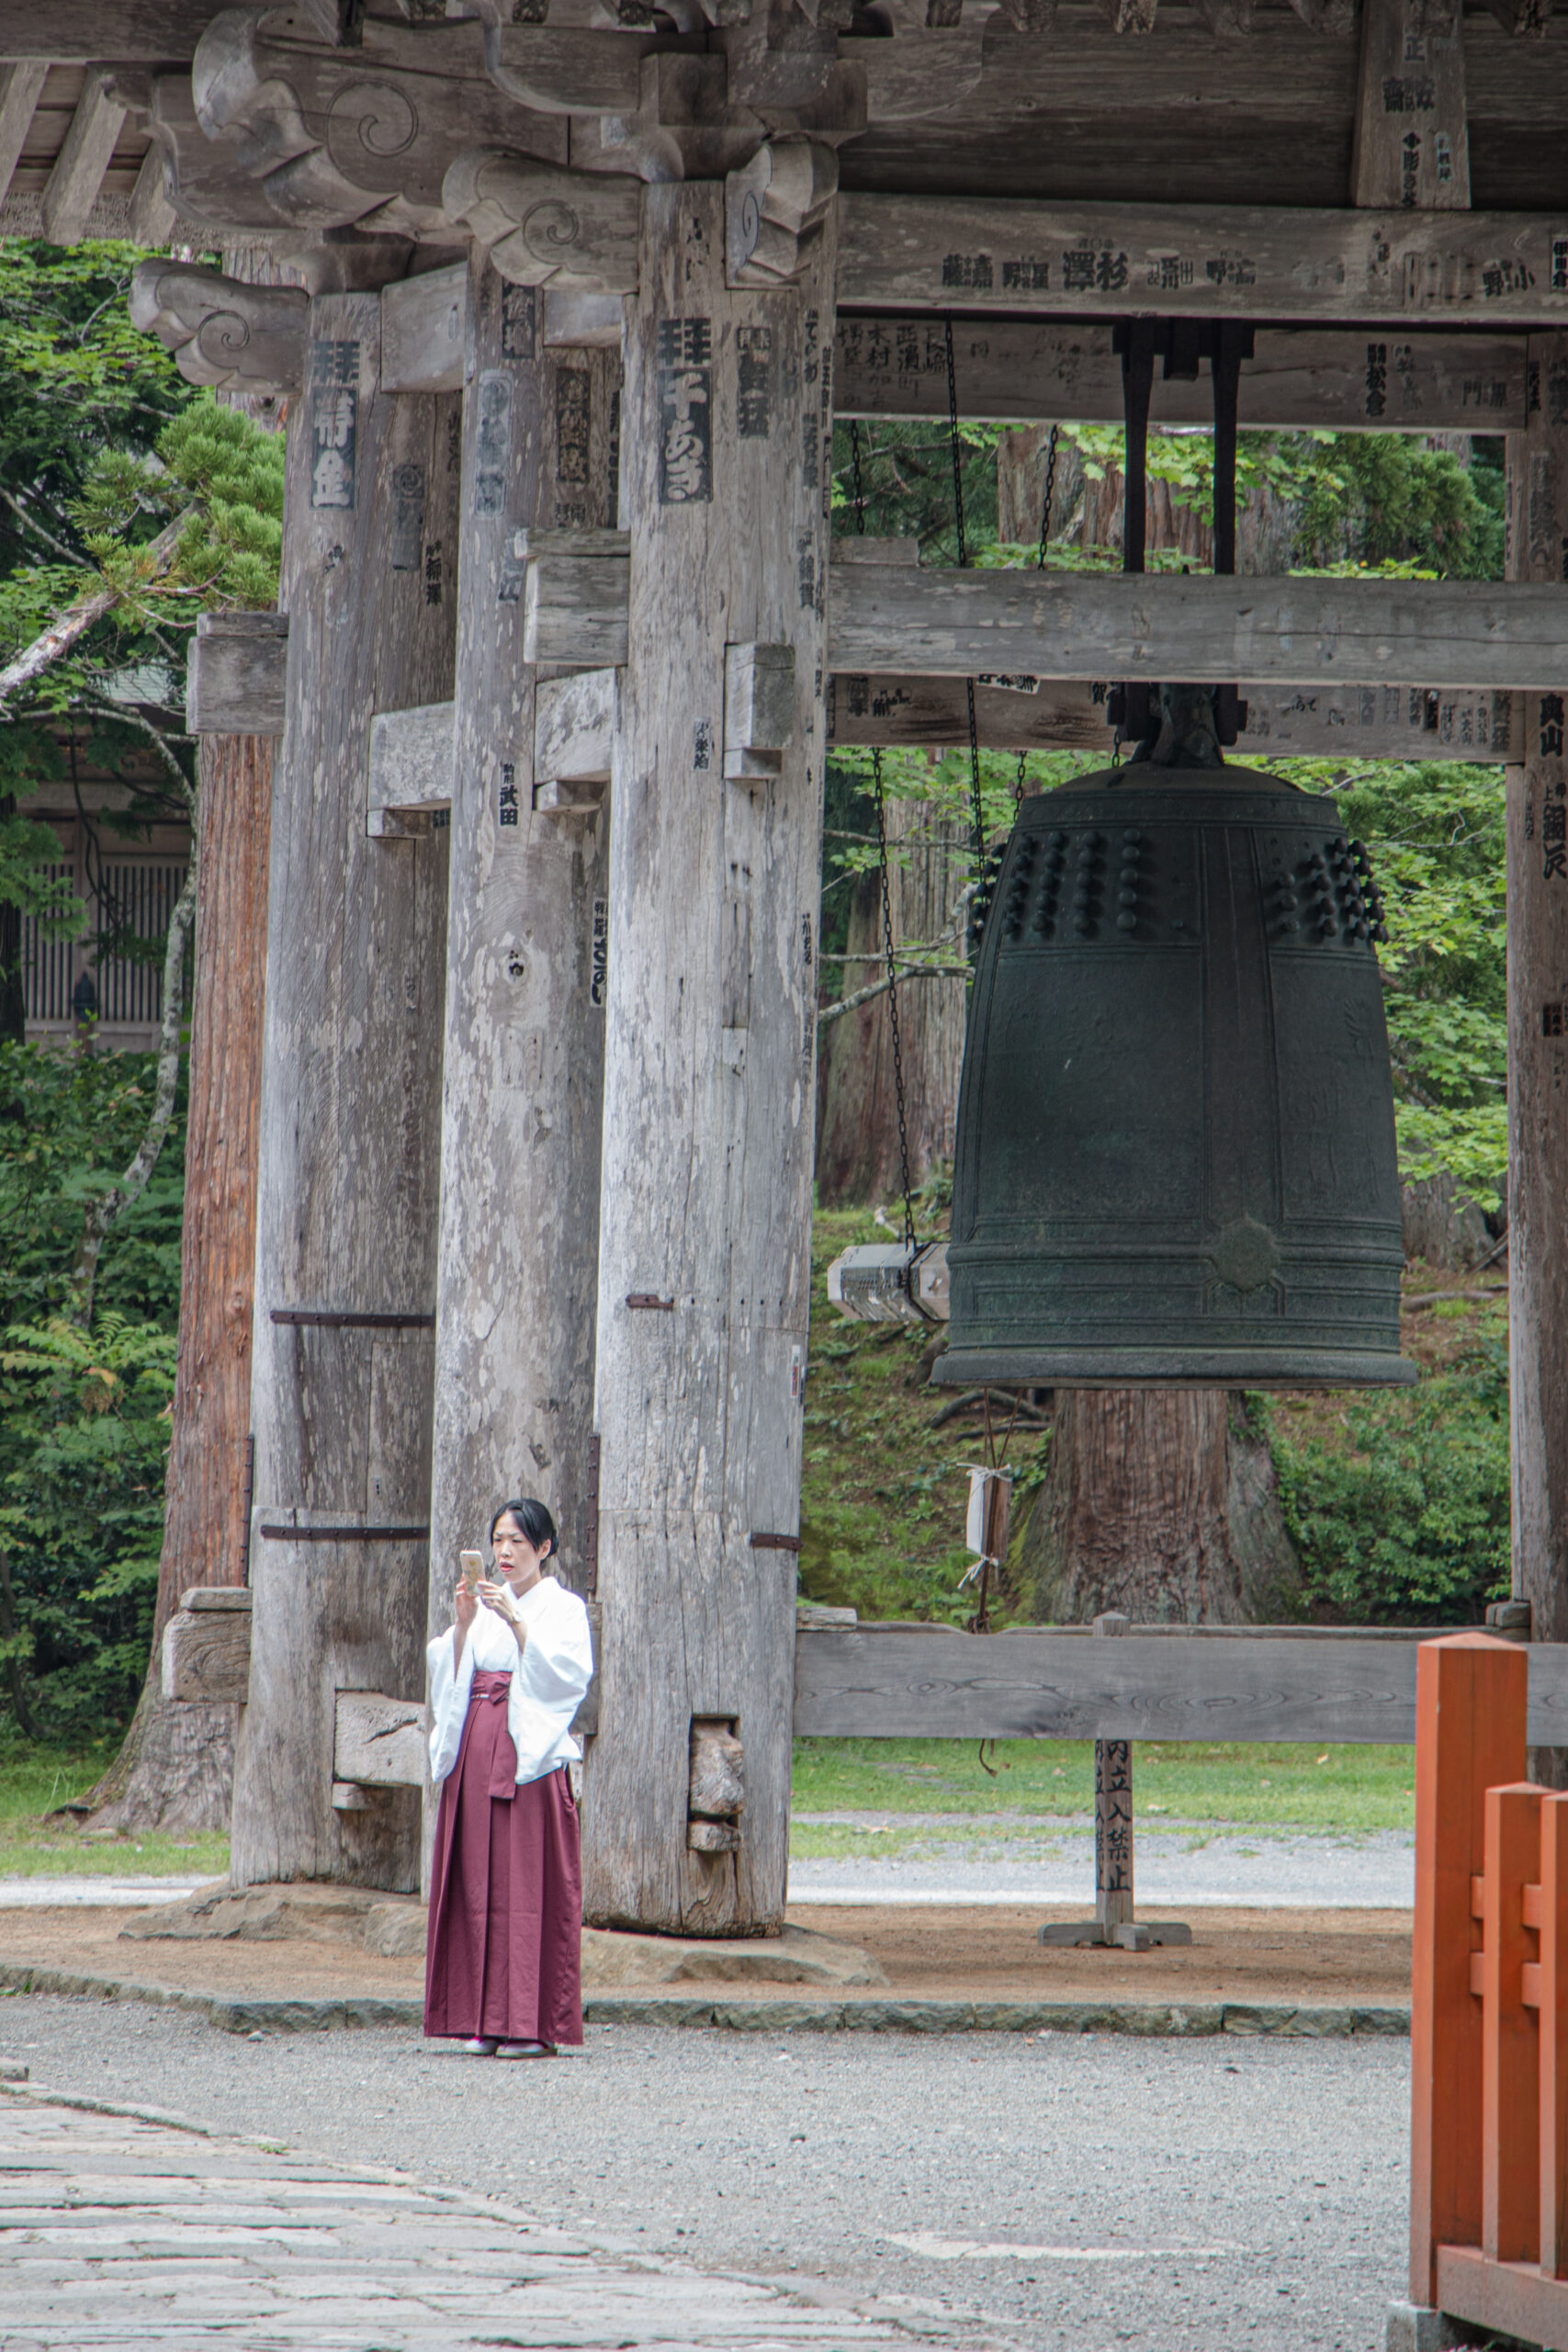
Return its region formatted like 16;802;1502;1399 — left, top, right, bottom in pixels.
792;1736;1416;1838
0;1745;228;1880
0;1734;1415;1880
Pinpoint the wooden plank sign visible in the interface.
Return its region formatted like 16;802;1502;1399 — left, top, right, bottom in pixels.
835;319;1529;435
839;198;1568;327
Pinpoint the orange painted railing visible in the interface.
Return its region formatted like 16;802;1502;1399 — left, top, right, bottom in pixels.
1411;1632;1568;2347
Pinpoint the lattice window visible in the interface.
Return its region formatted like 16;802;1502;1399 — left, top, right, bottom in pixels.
94;860;188;1026
20;864;74;1025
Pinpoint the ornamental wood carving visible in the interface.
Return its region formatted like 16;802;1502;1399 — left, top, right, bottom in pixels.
442;151;640;293
191;7;566;239
129;260;309;394
726;138;837;287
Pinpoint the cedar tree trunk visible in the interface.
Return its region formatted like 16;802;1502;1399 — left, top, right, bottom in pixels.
86;731;273;1830
1020;1388;1302;1625
817;792;967;1207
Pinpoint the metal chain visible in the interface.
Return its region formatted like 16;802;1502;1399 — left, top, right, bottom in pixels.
944;317;986;880
1016;423;1059;804
850;421;917;1251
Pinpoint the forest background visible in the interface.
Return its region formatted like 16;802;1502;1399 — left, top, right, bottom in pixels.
0;240;1513;1814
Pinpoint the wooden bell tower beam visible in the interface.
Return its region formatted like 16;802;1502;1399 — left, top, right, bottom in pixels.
582;175;834;1937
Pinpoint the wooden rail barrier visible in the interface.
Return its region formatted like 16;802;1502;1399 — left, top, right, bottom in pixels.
794;1623;1568;1748
1408;1633;1568;2349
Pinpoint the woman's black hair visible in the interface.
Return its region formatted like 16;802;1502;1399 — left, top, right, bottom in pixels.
490;1497;558;1562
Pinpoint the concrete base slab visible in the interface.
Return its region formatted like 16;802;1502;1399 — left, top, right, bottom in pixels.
1384;2301;1490;2350
118;1888;887;1986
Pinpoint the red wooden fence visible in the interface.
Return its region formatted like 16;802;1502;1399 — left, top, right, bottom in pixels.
1412;1631;1568;2347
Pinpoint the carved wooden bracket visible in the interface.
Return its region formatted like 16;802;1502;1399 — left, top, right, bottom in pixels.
190;6;567;240
443;150;640;293
129;260;310;394
725;137;837;285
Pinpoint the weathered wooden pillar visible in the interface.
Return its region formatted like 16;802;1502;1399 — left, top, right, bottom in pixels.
582;175;835;1935
231;287;460;1891
423;259;616;1857
1507;334;1568;1764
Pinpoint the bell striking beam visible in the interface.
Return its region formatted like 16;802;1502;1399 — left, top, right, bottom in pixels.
525;549;1568;697
827;569;1568;696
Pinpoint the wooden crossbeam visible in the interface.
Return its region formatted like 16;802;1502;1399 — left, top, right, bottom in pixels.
836;318;1528;433
828;673;1525;763
826;568;1568;695
794;1623;1568;1747
0;59;46;205
838;197;1568;327
0;4;231;58
39;74;126;245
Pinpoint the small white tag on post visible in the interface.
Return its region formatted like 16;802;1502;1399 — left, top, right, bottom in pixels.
964;1465;1013;1564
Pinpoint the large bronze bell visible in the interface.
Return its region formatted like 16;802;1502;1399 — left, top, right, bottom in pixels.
937;696;1415;1390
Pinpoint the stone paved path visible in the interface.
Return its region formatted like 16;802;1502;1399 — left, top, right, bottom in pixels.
0;2090;986;2351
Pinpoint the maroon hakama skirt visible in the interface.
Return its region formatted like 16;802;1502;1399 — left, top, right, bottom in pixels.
424;1668;583;2045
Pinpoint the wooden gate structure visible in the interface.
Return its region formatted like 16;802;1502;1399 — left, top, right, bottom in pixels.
15;2;1568;1949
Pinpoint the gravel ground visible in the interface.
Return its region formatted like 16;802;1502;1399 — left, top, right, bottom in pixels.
0;1995;1408;2350
789;1826;1416;1908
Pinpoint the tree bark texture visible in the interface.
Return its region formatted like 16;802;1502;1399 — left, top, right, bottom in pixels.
1507;333;1568;1783
583;187;833;1935
230;289;459;1892
816;790;966;1208
88;732;273;1834
1020;1388;1301;1626
998;426;1295;577
423;262;615;1882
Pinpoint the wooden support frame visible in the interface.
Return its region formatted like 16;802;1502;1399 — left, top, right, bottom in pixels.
836;319;1528;432
838;197;1568;327
230;288;459;1898
423;254;615;1903
795;1622;1568;1747
583;182;831;1939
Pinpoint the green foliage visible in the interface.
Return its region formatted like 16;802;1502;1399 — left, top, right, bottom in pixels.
71;399;285;620
1265;1332;1510;1623
0;1040;184;1739
0;1311;175;1740
1268;758;1507;1208
0;242;284;952
0;242;189;516
0;1039;186;1332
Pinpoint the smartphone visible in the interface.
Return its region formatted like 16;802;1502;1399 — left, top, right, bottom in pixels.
459;1549;484;1593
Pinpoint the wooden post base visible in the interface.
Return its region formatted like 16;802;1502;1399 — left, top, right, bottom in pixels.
1038;1919;1193;1951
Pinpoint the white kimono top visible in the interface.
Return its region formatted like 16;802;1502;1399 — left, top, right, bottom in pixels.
427;1576;594;1790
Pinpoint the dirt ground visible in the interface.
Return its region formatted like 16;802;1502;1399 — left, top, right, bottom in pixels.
0;1899;1412;2009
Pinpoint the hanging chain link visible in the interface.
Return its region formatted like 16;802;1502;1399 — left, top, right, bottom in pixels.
944;318;986;882
850;421;917;1250
1015;423;1059;805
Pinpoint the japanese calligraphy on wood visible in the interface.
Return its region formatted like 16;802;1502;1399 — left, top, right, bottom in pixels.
838;196;1568;324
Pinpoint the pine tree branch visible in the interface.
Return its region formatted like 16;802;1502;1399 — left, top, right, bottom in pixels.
0;506;194;715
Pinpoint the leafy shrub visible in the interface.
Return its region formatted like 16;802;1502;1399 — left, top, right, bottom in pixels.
1265;1341;1509;1624
0;1040;184;1738
0;1313;175;1738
